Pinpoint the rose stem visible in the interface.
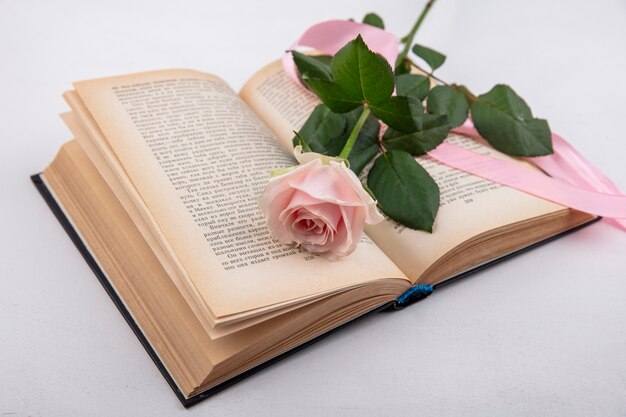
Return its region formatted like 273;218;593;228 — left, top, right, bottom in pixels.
340;1;439;161
403;59;479;103
395;0;437;68
409;60;450;85
338;107;371;160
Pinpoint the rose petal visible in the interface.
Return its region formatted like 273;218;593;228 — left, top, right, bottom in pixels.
259;154;381;260
260;188;296;244
330;161;384;225
294;146;344;165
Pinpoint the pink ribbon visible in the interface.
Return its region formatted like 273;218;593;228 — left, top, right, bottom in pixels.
284;20;626;230
283;19;399;87
448;124;626;229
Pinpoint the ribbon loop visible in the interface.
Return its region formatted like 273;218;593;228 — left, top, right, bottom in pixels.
282;19;399;87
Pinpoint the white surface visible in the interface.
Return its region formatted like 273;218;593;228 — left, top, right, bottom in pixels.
1;0;625;415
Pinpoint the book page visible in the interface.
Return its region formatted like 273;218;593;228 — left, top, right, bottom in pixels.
72;69;407;322
365;134;568;281
43;141;410;394
240;60;319;152
240;61;569;282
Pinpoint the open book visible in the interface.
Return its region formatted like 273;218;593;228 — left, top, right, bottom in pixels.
34;60;596;406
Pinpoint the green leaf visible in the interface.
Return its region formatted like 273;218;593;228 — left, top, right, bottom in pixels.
293;104;348;153
394;58;411;75
293;131;312;152
382;114;450;155
454;84;477;104
396;74;431;101
293;105;380;175
412;44;446;71
292;51;332;81
309;54;333;68
427;85;469;128
367;150;440;232
302;77;362;113
363;13;384;29
471;84;553;156
331;35;395;105
370;95;424;133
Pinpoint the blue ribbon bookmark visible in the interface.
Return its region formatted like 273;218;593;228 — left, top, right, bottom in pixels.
395;284;434;307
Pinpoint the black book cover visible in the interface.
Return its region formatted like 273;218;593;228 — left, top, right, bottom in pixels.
31;173;599;407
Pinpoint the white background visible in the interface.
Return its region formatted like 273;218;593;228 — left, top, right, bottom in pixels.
1;0;626;415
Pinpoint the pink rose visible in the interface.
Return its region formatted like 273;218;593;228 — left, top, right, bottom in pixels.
260;151;383;260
